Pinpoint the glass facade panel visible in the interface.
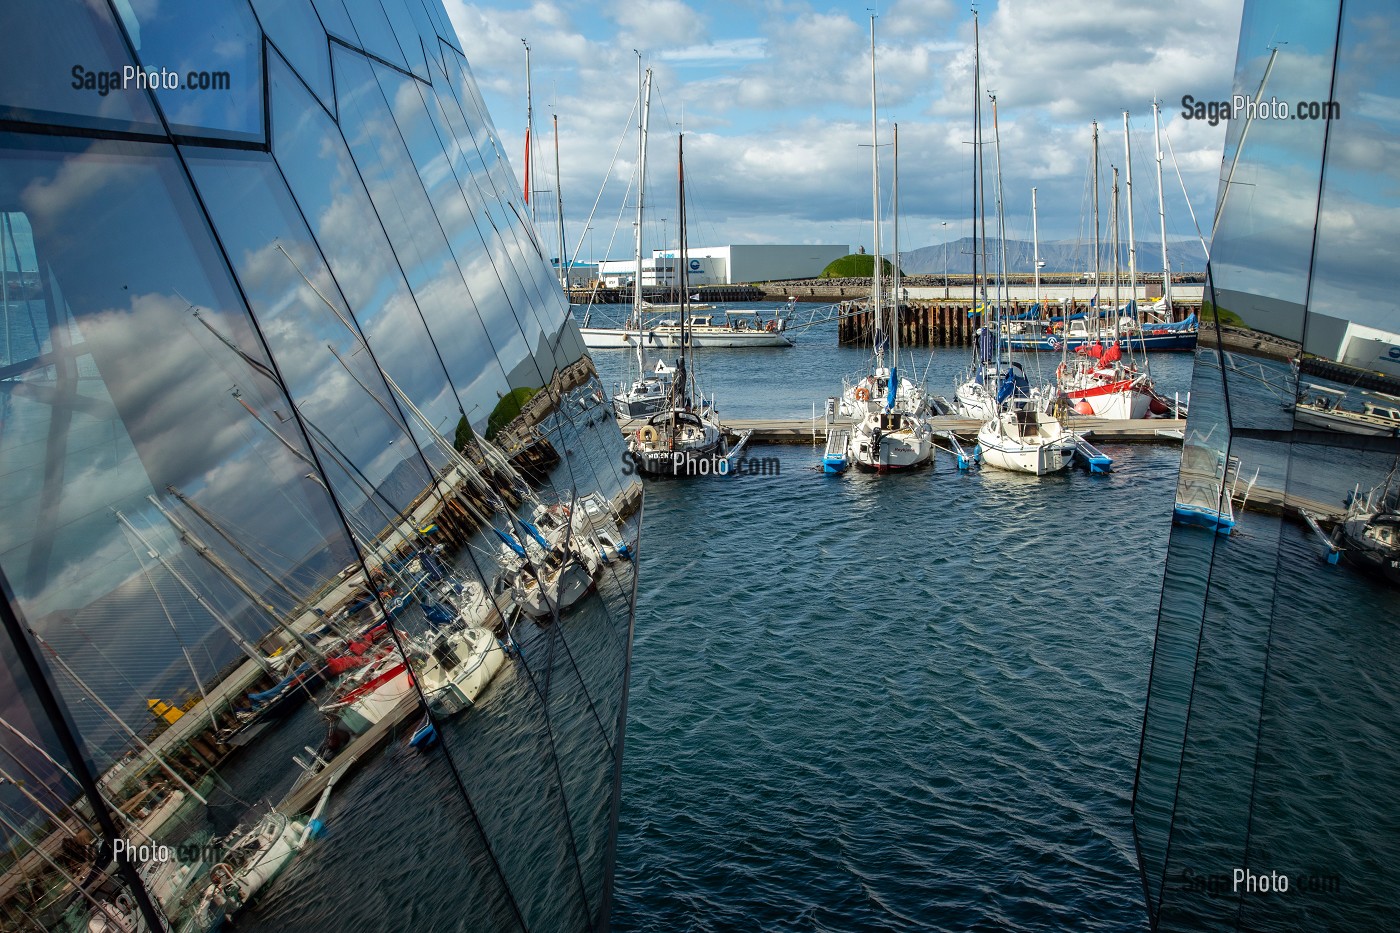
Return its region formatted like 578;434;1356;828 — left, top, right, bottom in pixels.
0;1;162;135
0;2;639;931
250;0;336;115
1137;1;1400;930
116;0;265;142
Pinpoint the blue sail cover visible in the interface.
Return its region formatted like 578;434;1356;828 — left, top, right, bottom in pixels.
521;520;551;550
886;366;898;410
996;366;1031;404
977;326;997;364
493;527;527;557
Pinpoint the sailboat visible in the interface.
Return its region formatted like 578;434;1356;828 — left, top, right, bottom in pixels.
605;67;679;419
952;11;1005;422
1335;477;1400;585
827;22;933;474
1051;116;1166;420
975;91;1074;476
626;132;737;478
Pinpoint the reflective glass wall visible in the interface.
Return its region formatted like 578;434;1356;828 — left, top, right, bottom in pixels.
1134;1;1400;929
0;2;639;931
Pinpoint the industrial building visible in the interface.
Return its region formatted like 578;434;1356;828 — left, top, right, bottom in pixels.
595;244;848;288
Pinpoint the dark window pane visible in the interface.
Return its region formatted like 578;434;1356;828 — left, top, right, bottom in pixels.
0;0;162;135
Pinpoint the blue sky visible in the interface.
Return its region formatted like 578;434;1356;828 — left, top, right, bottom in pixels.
445;0;1245;264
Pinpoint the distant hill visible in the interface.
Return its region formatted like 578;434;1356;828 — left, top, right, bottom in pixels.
895;237;1206;276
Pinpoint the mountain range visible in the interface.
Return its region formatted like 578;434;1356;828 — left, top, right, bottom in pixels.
893;237;1206;276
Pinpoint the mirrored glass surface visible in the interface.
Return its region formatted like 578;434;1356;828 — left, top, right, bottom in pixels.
0;1;162;135
1208;1;1341;345
250;0;335;114
114;0;264;142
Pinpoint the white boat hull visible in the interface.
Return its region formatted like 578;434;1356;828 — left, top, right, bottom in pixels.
516;557;598;619
420;625;507;717
581;327;793;349
847;410;934;471
977;412;1073;475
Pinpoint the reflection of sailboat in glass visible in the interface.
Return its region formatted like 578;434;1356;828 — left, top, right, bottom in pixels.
1172;432;1258;534
1290;383;1400;436
1334;477;1400;585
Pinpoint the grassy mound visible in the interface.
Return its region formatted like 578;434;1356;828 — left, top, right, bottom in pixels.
485;386;540;440
819;254;898;278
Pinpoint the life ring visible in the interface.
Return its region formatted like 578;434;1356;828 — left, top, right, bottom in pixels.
854;386;871;401
765;320;778;332
1055;362;1067;379
639;425;659;444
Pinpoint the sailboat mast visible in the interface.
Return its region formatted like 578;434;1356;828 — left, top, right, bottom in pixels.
990;93;1009;341
677;131;691;411
1092;121;1102;313
554;114;567;290
1032;186;1041;306
869;14;882;367
31;632;209;804
1153;99;1172;309
975;26;990;319
971;11;980;331
1123;110;1138;312
523;41;535;224
1111;165;1121;333
891;121;900;381
633;65;653;377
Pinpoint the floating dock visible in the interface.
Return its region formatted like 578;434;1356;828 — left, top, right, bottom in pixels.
622;417;1188;446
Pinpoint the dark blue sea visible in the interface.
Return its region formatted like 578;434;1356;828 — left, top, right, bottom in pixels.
589;305;1194;931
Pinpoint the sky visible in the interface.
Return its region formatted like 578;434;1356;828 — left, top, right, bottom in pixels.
445;0;1246;264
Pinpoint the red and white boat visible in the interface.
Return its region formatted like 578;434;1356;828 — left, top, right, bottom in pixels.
1053;344;1168;420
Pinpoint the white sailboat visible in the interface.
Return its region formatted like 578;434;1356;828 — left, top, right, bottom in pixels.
607;66;672;419
952;11;1004;422
627;132;737;477
830;24;933;474
975;91;1074;476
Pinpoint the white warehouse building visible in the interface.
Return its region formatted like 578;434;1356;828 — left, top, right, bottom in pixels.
595;244;848;287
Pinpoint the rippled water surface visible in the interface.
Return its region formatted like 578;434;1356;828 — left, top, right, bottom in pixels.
614;396;1180;930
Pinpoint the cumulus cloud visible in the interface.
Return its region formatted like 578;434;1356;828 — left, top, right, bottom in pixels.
446;0;1242;250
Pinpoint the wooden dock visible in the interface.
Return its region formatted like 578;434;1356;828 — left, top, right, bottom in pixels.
621;417;1187;446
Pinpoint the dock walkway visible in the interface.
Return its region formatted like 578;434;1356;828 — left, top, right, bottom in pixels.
621;417;1187;445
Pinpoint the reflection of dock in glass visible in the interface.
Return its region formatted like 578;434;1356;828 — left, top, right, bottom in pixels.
1173;440;1258;534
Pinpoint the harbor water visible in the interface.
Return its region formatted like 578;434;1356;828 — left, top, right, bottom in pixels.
592;305;1187;929
237;309;1223;930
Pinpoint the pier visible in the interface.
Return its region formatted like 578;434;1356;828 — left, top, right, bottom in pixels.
623;416;1188;446
833;300;1201;348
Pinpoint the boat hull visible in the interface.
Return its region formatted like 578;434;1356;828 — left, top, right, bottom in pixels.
1064;380;1153;419
977;415;1072;475
581;327;793;349
517;558;599;619
1293;406;1400;436
1002;329;1197;353
1173;504;1236;534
